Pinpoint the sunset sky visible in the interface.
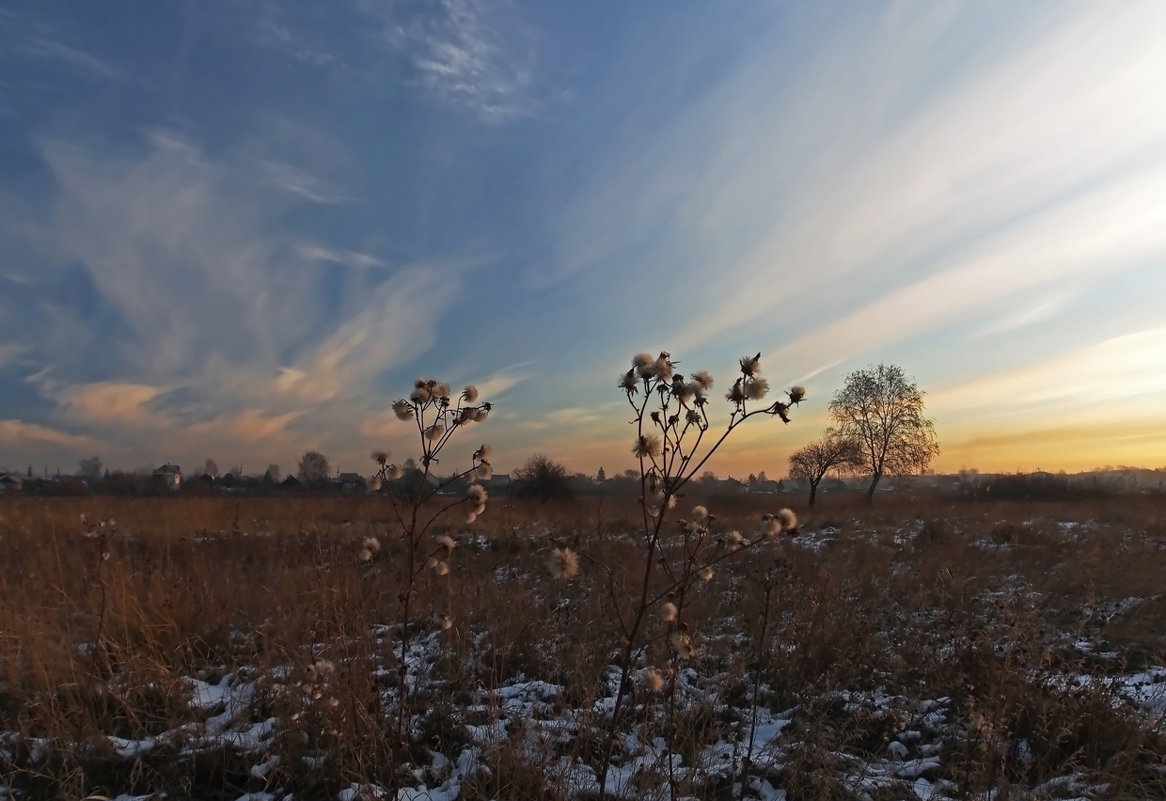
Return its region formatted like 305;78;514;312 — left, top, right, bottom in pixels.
2;1;1165;480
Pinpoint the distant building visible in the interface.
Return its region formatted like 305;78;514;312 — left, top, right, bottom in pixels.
152;464;183;490
0;473;26;493
335;472;368;493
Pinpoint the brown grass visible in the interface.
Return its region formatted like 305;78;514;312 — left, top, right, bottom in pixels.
1;493;1163;799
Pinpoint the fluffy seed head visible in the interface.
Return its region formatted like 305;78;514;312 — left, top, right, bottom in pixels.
670;630;695;659
392;399;415;420
548;548;579;579
429;558;450;576
745;376;769;401
467;484;488;505
645;669;665;693
619;369;638;394
789;385;806;403
633;434;663;459
371;450;389;465
424;424;445;442
690;370;714;390
662;601;678;622
740;353;761;376
473;443;492;461
462;385;479;403
700;566;715;581
777;508;798;532
692;505;709;523
363;536;381;553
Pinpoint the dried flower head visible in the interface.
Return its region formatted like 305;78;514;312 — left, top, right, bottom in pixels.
475;461;493;480
619;369;638;394
740;353;761;377
634;352;655;379
777;508;798;533
388;464;404;480
633;434;663;459
465;511;477;525
410;383;431;404
467;484;488;506
473;443;492;462
462;385;479;403
392;399;414;420
788;385;806;404
745;376;769;401
363;536;381;553
725;529;744;550
424;424;445;442
645;668;666;693
548;547;579;579
662;601;678;622
700;566;715;581
428;557;450;576
692;505;709;523
371;450;389;465
437;534;456;552
771;402;791;424
669;629;695;659
358;547;373;563
690;370;714;390
436;613;453;631
760;515;781;538
726;379;747;404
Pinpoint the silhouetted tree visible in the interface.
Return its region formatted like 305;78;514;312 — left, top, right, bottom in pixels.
297;450;331;485
263;463;281;483
513;454;573;502
203;458;219;478
789;430;864;506
78;455;103;480
829;364;939;503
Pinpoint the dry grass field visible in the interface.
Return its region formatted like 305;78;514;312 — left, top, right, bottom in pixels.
1;493;1164;800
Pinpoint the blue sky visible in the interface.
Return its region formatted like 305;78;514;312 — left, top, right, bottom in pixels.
2;0;1165;479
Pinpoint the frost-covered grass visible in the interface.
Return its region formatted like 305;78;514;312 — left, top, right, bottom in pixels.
1;494;1164;800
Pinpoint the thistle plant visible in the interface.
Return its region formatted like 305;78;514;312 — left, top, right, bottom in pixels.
365;378;492;769
588;351;804;799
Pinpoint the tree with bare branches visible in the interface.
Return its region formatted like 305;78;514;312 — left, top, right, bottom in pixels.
788;430;864;506
828;363;939;503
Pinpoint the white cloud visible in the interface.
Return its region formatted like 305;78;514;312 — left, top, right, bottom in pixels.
364;0;537;119
0;341;29;368
0;419;105;450
929;329;1166;419
546;2;1166;364
297;243;389;271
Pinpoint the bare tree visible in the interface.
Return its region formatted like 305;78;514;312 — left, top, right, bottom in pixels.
203;458;219;478
513;453;573;502
828;363;939;503
297;450;331;484
788;430;864;507
264;463;281;483
78;455;103;480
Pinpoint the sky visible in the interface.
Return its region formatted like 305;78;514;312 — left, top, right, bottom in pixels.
1;0;1165;481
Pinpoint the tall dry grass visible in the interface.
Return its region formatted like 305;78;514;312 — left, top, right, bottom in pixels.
0;493;1163;799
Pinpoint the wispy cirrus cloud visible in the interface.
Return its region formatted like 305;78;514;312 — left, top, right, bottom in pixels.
297;243;389;271
546;2;1166;365
363;0;537;119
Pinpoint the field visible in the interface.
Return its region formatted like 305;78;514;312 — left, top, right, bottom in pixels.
1;493;1164;801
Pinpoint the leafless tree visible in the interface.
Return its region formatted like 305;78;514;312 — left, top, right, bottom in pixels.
297;450;331;484
828;363;939;503
788;430;864;506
